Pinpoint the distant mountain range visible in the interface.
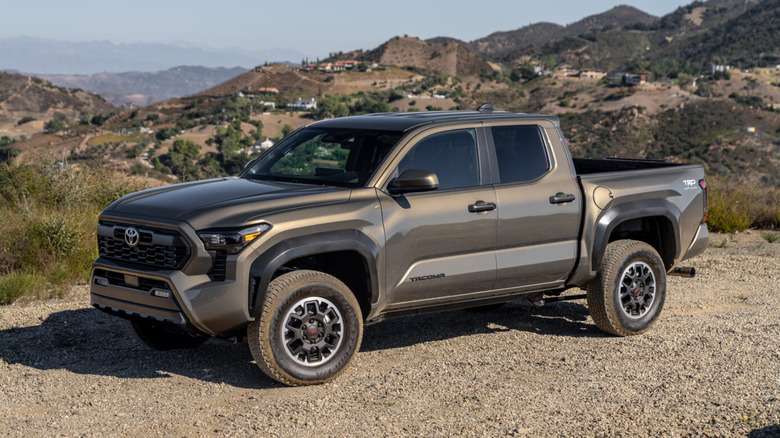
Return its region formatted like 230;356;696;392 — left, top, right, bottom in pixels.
0;37;306;75
40;66;249;107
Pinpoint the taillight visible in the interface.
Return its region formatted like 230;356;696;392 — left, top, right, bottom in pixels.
699;179;708;223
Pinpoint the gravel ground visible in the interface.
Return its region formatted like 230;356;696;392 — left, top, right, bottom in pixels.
0;232;778;437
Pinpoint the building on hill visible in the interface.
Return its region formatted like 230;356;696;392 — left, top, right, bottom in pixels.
710;65;732;74
579;69;607;80
257;101;275;110
304;60;359;72
552;66;579;80
623;73;649;86
258;87;279;94
287;97;317;111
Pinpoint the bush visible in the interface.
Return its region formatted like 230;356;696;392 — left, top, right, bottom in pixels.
0;159;149;304
0;271;42;305
17;116;36;126
706;175;780;232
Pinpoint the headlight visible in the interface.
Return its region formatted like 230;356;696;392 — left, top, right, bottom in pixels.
197;224;271;254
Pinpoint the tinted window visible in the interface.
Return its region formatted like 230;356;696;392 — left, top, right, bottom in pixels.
397;129;479;190
243;128;402;187
492;125;549;183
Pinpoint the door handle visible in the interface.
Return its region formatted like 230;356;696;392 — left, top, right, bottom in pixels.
549;193;576;204
468;201;497;213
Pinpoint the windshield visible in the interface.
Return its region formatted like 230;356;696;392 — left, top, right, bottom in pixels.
242;127;403;188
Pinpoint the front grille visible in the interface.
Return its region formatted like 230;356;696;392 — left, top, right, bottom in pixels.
97;221;190;269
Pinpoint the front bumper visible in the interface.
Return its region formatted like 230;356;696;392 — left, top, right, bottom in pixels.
90;216;259;336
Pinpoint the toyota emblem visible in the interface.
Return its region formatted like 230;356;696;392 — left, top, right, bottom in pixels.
124;227;140;247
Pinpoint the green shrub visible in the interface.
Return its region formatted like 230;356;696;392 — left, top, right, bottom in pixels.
0;159;149;304
706;175;780;232
706;202;752;233
761;232;780;243
0;271;42;305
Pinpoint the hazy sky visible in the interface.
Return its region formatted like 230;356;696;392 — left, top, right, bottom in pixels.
2;0;694;57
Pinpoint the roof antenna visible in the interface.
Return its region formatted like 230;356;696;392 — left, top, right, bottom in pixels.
476;102;494;113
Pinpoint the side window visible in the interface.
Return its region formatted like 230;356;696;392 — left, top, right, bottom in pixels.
492;125;549;183
397;129;479;190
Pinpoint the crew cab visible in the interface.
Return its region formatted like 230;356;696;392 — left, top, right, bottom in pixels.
90;107;708;385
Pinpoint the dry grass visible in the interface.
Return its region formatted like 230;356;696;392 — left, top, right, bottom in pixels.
0;156;150;304
706;174;780;233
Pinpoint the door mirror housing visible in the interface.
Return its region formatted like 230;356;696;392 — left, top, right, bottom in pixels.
388;169;439;195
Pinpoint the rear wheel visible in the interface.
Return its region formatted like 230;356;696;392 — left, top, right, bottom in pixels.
247;270;363;386
129;319;209;350
587;240;666;336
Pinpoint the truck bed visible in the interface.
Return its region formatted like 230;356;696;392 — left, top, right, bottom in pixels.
573;157;685;175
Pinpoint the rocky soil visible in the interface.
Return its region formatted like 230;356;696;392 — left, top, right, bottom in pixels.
0;232;778;437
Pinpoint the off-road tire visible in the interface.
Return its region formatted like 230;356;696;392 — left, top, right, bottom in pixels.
129;319;209;350
247;270;363;386
587;240;666;336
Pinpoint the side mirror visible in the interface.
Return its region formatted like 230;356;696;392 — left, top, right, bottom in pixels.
388;169;439;195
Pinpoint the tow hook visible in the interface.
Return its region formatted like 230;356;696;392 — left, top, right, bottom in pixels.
669;267;696;278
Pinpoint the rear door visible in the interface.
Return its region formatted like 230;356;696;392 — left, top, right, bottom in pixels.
486;121;581;290
377;125;498;307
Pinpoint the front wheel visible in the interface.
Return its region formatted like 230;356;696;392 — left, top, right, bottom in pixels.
247;270;363;386
587;240;666;336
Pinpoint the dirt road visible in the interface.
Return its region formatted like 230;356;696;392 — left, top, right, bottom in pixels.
1;232;778;437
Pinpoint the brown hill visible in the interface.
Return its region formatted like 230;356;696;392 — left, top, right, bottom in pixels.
199;64;332;98
0;72;114;126
362;37;494;77
470;6;658;59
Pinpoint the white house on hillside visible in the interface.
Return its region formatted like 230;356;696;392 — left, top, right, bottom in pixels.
287;98;318;111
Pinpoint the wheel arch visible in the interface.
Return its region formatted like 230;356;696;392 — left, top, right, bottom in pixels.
591;199;680;272
248;230;379;319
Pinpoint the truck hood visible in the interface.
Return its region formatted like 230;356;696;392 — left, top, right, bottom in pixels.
104;177;351;229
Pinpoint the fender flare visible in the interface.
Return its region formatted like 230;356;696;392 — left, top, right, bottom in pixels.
591;198;680;271
248;229;380;318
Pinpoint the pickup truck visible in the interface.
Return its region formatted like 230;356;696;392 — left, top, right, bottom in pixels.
90;107;709;386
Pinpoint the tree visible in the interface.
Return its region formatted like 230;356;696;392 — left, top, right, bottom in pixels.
315;97;349;119
44;118;66;133
16;116;35;126
171;139;201;160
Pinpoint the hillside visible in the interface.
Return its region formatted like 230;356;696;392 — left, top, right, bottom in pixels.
361;37;495;77
646;0;780;68
469;6;658;60
486;0;773;70
0;72;114;134
40;66;248;107
2;0;779;193
200;64;332;98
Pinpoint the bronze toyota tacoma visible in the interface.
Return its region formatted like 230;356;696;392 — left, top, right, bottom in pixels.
91;107;708;385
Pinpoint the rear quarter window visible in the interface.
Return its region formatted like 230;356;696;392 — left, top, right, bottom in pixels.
491;125;549;183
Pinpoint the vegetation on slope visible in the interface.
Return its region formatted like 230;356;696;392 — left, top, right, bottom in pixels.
0;159;147;304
